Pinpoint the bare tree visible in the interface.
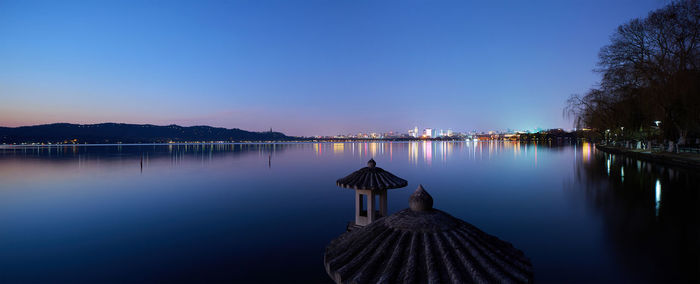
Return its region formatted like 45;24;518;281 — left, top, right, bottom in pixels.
565;0;700;149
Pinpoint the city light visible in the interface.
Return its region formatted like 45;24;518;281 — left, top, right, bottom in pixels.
655;179;662;217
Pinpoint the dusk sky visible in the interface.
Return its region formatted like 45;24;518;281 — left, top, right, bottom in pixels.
1;0;663;136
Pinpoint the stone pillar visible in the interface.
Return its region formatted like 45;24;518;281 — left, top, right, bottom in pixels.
367;191;376;223
355;190;375;226
355;191;363;226
354;189;389;226
379;191;387;217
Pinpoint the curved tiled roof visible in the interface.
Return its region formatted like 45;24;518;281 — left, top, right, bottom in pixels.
324;186;533;284
336;159;408;191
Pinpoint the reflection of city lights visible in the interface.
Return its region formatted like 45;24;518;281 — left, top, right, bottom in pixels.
424;141;432;165
408;142;418;164
655;179;661;216
479;142;483;160
606;156;611;176
442;142;452;161
621;166;624;182
389;142;393;161
534;144;537;167
333;143;344;154
582;142;591;163
369;143;378;157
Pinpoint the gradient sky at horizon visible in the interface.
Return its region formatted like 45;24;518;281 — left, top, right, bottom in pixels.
1;0;663;136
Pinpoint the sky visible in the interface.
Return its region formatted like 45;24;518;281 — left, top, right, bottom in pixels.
0;0;665;136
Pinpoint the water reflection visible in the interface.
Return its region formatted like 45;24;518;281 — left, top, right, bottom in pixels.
263;141;571;167
571;147;698;283
408;142;418;164
581;141;591;163
655;179;661;217
0;142;697;283
0;143;288;176
332;143;344;155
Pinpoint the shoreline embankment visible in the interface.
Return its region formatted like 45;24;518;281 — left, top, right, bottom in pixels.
596;144;700;170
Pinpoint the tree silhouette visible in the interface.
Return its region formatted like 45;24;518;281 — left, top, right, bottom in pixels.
566;0;700;149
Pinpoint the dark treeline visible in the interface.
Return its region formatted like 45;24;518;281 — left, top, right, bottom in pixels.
0;123;292;144
565;0;700;150
518;129;576;141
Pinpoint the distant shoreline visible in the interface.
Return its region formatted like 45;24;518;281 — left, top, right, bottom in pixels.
1;139;578;147
0;140;460;147
1;123;580;144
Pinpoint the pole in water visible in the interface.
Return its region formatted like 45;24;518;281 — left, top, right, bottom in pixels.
268;154;271;168
140;155;143;172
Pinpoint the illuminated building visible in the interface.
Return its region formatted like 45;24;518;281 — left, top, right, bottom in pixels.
408;126;419;138
423;128;433;138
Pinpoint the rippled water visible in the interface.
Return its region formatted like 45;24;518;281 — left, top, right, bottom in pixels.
0;142;697;283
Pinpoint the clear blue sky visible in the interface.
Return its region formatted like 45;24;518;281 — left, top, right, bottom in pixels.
0;0;663;136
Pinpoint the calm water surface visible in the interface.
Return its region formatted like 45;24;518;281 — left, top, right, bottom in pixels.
0;142;697;283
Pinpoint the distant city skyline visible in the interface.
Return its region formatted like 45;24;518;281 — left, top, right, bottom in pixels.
324;125;552;139
0;0;662;136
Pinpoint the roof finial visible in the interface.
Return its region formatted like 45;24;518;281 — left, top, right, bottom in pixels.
409;184;433;212
367;158;376;168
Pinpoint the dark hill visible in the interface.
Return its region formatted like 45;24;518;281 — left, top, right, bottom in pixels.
0;123;294;144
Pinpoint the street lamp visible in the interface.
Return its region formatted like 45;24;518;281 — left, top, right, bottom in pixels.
620;127;625;147
620;126;624;142
652;121;662;150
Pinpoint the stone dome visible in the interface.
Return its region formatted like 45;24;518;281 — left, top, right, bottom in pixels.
324;186;533;283
336;159;408;191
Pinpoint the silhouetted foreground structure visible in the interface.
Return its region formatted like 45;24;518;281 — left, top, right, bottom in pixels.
336;159;407;229
325;185;533;284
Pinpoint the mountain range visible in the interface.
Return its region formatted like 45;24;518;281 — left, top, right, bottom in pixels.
0;123;294;144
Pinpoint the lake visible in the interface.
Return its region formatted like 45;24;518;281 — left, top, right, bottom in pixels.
0;142;697;283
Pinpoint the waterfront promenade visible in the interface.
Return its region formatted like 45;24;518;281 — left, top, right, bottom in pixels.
596;145;700;170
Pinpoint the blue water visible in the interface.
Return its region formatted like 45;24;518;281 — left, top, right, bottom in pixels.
0;142;697;283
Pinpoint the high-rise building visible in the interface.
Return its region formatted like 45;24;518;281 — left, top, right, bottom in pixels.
424;128;433;138
408;126;419;138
